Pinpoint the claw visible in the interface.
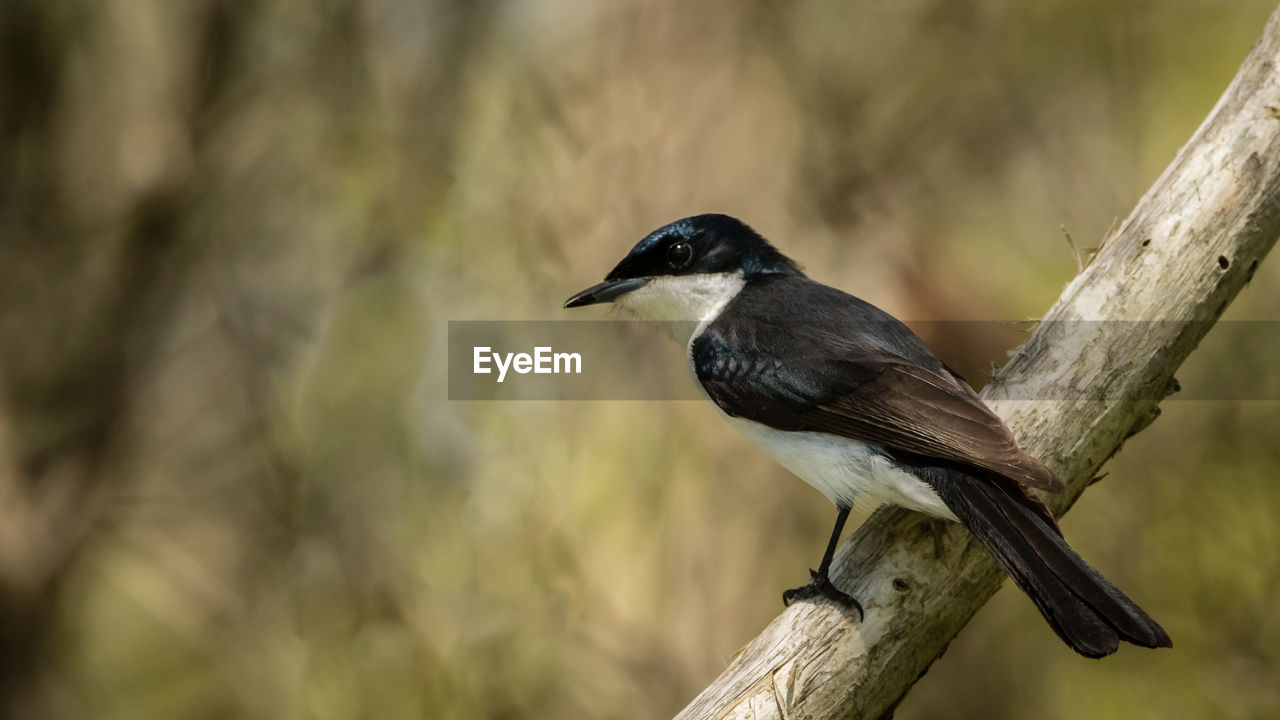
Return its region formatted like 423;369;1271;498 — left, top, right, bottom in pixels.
782;573;864;620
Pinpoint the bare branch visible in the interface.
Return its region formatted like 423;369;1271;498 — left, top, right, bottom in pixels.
675;7;1280;719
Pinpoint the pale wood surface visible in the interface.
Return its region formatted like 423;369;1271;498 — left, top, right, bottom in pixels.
675;7;1280;719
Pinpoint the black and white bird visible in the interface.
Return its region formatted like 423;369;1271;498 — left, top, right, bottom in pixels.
565;213;1171;658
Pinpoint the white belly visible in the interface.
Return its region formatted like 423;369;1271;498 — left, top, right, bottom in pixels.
723;415;957;520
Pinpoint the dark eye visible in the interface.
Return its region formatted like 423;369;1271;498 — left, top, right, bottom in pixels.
666;241;693;269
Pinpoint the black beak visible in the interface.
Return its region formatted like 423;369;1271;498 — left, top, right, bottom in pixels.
564;277;650;308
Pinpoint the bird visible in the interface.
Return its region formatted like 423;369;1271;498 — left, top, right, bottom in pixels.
564;213;1171;658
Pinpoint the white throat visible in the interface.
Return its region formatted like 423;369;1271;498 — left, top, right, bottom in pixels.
615;271;746;346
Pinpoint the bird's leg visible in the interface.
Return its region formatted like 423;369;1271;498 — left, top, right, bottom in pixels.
782;506;863;619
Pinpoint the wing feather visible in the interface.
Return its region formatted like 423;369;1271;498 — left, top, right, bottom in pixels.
692;289;1062;493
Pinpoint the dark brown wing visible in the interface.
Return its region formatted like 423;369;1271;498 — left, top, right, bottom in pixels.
804;361;1061;492
692;277;1062;493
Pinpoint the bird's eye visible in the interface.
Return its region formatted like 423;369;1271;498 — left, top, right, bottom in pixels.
666;241;693;269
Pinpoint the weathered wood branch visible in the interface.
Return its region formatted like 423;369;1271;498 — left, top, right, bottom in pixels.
675;8;1280;720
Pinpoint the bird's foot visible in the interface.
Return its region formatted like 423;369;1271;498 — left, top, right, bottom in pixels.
782;569;864;620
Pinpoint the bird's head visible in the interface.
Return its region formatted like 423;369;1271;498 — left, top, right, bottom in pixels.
564;214;799;328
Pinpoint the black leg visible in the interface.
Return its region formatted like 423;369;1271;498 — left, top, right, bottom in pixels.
782;506;863;619
815;505;850;577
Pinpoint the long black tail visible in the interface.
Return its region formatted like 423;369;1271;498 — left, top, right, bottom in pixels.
924;468;1172;658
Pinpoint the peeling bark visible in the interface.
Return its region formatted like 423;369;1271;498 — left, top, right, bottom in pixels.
675;8;1280;720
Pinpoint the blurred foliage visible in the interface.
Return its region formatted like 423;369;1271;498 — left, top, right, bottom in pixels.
0;0;1278;718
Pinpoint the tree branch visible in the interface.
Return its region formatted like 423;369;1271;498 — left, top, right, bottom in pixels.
675;7;1280;720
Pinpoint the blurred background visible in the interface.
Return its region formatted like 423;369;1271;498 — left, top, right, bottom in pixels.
1;1;1278;718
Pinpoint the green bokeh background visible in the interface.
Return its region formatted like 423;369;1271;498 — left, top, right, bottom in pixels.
1;1;1278;718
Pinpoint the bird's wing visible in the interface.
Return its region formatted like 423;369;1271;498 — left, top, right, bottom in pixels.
692;323;1063;493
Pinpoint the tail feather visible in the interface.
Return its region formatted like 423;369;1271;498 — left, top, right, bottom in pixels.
925;469;1172;658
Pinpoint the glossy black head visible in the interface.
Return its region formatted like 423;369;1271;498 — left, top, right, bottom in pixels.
565;214;800;308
